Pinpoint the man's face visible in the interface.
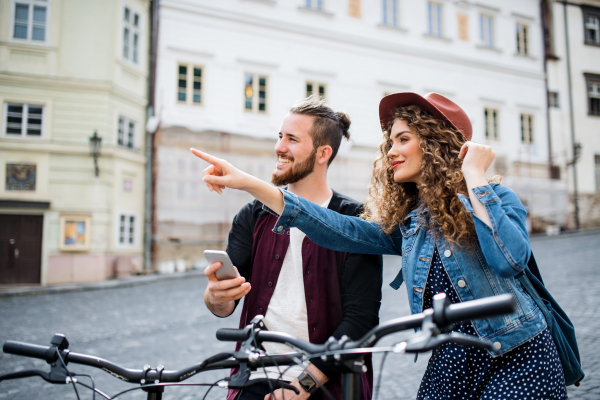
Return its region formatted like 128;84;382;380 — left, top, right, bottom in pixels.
271;113;318;186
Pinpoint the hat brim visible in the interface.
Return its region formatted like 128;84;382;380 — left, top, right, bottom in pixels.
379;92;462;137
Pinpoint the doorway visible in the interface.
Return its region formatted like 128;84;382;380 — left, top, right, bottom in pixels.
0;214;43;284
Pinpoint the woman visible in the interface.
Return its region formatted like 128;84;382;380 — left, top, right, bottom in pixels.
191;92;567;399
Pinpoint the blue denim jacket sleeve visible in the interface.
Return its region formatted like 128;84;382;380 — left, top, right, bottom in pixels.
263;189;402;255
457;184;531;278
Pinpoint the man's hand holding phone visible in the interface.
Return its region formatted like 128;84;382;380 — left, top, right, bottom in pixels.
203;255;251;318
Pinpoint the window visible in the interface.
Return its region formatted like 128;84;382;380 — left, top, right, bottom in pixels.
520;114;534;144
118;116;135;148
305;0;323;11
177;64;203;105
548;91;559;108
12;0;48;42
306;82;326;99
118;213;136;245
122;5;140;63
383;0;398;27
484;108;499;140
516;23;529;55
458;14;469;41
245;73;268;113
585;73;600;116
583;6;600;46
595;155;600;191
428;2;443;37
5;103;43;137
480;14;494;48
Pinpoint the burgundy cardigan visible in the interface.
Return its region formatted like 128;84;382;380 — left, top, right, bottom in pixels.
224;191;382;400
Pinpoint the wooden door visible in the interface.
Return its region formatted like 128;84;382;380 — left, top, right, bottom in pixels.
0;214;43;284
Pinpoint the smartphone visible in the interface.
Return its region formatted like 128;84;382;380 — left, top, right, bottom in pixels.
204;250;241;281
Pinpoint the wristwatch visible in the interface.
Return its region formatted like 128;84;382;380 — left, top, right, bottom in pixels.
297;372;319;395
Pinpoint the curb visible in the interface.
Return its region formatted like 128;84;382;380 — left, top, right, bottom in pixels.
530;228;600;242
0;269;206;299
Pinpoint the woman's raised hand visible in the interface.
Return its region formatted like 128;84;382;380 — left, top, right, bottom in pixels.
458;141;495;179
458;141;495;228
190;148;248;194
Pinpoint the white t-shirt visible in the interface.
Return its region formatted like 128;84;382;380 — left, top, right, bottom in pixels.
250;196;332;382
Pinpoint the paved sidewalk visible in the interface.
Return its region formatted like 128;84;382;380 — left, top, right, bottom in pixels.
0;229;598;399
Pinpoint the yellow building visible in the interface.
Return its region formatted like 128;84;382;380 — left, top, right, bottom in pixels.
0;0;150;286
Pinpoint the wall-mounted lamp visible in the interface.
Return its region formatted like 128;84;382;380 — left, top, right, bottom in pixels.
89;131;102;177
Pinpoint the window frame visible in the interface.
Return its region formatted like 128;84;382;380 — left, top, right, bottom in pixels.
585;73;600;116
480;13;495;49
10;0;50;44
520;113;534;144
484;108;500;141
122;3;141;65
244;73;268;114
176;63;204;106
117;211;137;247
306;81;327;99
427;1;443;38
582;5;600;47
548;91;559;108
516;22;529;56
3;102;45;139
117;115;136;149
305;0;324;11
382;0;399;27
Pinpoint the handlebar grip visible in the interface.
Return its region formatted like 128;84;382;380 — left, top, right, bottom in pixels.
216;328;251;342
443;294;516;325
3;341;50;360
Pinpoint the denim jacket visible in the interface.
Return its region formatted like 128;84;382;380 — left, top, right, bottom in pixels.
266;184;547;356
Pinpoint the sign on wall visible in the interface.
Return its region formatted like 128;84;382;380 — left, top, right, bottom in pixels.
6;163;36;191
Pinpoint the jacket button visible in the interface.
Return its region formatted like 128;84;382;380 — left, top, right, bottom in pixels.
275;254;280;259
457;279;466;288
259;308;264;313
444;249;452;258
268;282;273;287
493;342;501;350
277;226;283;232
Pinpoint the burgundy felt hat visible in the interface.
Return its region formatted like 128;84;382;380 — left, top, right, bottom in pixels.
379;92;472;141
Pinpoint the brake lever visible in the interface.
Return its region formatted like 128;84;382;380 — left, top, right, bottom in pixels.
405;332;496;354
225;377;300;394
0;369;57;384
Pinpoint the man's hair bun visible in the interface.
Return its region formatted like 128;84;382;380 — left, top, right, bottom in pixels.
336;112;351;140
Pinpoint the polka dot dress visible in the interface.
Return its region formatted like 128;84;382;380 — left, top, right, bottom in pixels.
416;248;568;400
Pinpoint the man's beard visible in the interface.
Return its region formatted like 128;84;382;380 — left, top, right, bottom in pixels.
271;148;317;186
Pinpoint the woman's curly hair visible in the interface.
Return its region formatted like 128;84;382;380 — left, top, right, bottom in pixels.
360;105;476;247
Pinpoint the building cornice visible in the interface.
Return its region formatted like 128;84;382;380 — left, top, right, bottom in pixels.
0;73;147;107
162;1;545;80
0;140;147;164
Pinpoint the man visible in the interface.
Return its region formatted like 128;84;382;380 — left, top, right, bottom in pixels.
203;98;383;400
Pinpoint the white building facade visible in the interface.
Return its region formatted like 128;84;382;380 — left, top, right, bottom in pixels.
154;0;562;269
544;0;600;229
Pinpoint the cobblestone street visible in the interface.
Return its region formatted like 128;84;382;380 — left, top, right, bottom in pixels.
0;230;598;399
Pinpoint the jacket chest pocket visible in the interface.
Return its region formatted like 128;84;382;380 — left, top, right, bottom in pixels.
400;215;424;255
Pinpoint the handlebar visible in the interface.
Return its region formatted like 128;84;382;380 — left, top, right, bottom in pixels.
2;293;516;391
216;294;517;352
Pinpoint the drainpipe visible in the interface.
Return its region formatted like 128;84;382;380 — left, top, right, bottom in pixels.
541;0;554;175
562;1;580;230
145;0;160;271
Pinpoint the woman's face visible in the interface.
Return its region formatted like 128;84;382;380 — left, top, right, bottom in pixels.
387;119;423;184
